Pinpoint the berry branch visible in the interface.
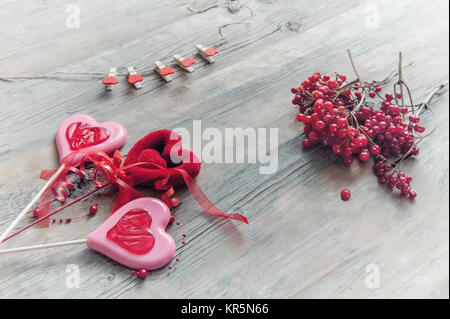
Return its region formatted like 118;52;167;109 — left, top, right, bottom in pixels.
291;51;448;199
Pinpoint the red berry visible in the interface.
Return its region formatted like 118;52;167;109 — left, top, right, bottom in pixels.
323;101;334;111
359;150;370;162
346;127;357;138
336;118;347;128
302;139;311;148
327;80;337;89
414;125;425;133
340;189;351;201
370;144;381;156
296;113;304;122
332;144;342;155
343;157;353;166
33;208;42;218
409;115;420;123
313;120;325;131
137;269;148;279
89;203;98;215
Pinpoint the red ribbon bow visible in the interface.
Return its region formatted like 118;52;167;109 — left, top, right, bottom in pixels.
39;148;248;226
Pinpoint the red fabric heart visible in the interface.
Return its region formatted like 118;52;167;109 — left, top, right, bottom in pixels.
102;76;118;85
124;129;201;187
107;130;201;213
106;208;155;255
205;48;219;57
160;67;175;76
65;122;110;151
128;74;143;84
182;58;197;67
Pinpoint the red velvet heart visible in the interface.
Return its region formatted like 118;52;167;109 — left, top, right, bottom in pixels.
128;74;143;84
65;122;110;151
106;208;155;255
182;58;197;67
124;130;201;187
160;67;175;76
102;76;118;85
205;48;219;57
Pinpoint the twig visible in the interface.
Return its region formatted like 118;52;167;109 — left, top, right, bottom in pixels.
347;49;363;85
417;80;449;115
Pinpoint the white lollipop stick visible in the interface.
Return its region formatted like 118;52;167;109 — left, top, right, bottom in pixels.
0;238;86;254
0;164;66;244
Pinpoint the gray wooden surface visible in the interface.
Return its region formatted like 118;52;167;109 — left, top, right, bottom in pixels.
0;0;448;299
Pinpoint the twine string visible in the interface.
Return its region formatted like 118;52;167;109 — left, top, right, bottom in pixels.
0;1;253;82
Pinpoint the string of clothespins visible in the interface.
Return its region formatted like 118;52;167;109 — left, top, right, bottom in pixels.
0;1;254;90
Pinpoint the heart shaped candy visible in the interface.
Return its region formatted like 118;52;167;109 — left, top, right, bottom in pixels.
160;67;175;76
128;74;143;84
106;208;155;255
56;114;127;163
182;58;197;68
205;48;219;57
102;76;118;85
87;198;175;270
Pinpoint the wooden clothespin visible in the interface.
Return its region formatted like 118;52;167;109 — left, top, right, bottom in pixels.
154;61;175;82
127;67;143;89
173;55;196;73
102;67;118;91
196;44;219;64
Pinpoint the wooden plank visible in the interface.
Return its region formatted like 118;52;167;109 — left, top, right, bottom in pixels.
0;0;448;298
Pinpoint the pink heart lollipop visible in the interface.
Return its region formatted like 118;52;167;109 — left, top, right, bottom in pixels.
0;115;127;241
56;114;127;163
0;198;175;272
87;197;175;270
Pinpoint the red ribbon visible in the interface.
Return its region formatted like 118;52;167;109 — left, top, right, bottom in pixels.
39;148;248;226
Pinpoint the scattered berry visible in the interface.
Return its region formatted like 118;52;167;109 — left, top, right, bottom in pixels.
33;208;41;218
89;202;98;215
340;189;351;201
137;269;148;279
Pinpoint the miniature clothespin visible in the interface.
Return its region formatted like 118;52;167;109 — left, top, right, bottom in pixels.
127;67;143;89
173;55;196;73
196;44;219;64
102;67;118;91
154;61;175;82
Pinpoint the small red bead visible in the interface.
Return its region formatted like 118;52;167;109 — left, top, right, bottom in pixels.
89;203;98;215
137;269;148;279
33;208;42;218
340;189;351;201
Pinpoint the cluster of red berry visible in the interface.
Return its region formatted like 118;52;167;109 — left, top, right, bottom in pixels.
292;72;425;199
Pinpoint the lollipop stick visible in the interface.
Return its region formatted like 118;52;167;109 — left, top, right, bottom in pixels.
0;164;66;243
0;239;86;255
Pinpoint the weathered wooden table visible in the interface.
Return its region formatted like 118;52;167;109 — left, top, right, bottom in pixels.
0;0;448;298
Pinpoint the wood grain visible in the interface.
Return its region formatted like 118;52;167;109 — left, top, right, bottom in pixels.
0;0;448;298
